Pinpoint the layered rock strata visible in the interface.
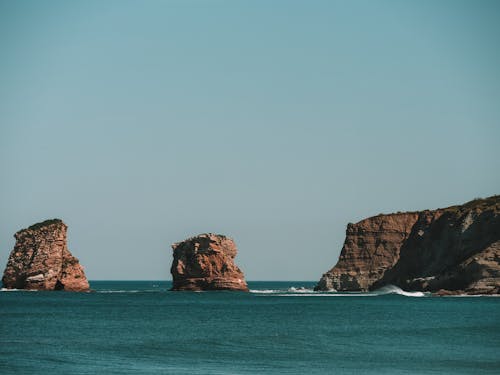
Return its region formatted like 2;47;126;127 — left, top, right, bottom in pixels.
2;219;89;291
170;233;248;291
316;196;500;295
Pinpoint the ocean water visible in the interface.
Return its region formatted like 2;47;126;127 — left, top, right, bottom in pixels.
1;281;499;374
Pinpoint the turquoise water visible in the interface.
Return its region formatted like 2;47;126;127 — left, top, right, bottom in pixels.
1;281;499;374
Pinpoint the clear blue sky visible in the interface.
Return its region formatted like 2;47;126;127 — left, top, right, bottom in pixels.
1;0;499;280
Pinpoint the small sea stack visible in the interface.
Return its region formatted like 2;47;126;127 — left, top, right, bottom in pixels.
170;233;248;291
2;219;89;291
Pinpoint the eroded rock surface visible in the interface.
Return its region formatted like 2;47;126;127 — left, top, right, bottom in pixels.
2;219;89;291
315;196;500;295
171;233;248;291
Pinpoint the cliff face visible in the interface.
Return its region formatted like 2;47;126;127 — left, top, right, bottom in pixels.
171;233;248;291
316;196;500;295
315;212;422;291
2;219;89;291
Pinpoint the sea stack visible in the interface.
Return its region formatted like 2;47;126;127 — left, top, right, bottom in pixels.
2;219;89;291
315;196;500;295
170;233;248;291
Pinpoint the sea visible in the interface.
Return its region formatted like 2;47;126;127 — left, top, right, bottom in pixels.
1;281;499;374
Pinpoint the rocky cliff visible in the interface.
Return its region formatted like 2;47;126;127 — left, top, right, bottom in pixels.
315;196;500;295
2;219;89;291
170;233;248;291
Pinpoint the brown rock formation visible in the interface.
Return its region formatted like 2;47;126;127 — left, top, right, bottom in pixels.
315;212;421;291
170;233;248;291
315;196;500;295
2;219;89;291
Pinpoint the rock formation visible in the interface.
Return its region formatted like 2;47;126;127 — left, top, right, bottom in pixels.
2;219;89;291
315;196;500;295
170;233;248;291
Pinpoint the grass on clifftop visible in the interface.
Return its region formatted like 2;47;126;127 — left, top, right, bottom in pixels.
27;218;63;231
446;195;499;213
368;195;499;220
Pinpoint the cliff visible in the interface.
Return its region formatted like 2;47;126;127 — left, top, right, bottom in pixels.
170;233;248;291
315;196;500;295
2;219;89;291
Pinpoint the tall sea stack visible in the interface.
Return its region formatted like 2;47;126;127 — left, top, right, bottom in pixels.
170;233;248;291
2;219;89;291
316;196;500;295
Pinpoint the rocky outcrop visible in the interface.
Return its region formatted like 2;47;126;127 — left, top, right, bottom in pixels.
315;212;421;291
170;233;248;291
2;219;89;291
315;196;500;295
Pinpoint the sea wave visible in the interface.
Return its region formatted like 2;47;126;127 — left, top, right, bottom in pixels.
249;286;316;294
273;293;379;297
249;289;281;294
288;286;315;293
372;285;427;297
5;285;494;297
95;289;171;293
249;284;428;297
96;290;143;293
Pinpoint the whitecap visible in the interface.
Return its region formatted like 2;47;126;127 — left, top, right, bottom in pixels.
249;286;316;294
287;287;315;293
273;293;378;297
249;289;280;294
439;294;500;298
252;284;428;297
96;290;142;293
372;285;426;297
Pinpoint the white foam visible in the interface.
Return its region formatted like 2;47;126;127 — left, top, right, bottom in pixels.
439;294;500;298
372;285;426;297
287;287;315;293
250;284;428;297
96;290;143;293
249;286;316;294
249;289;280;294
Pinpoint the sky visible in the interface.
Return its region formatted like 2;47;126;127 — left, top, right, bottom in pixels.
1;0;499;281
